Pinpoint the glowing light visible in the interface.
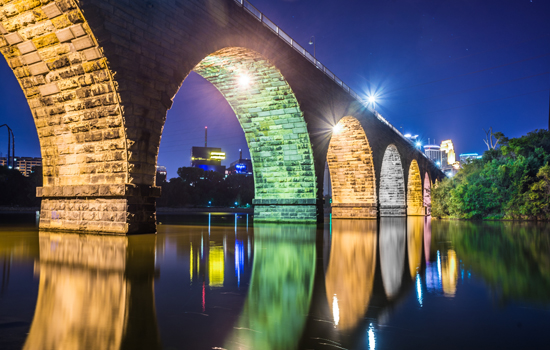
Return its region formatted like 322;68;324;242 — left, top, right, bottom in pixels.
404;133;412;138
368;96;376;104
368;323;376;349
416;274;423;307
333;123;343;134
238;74;250;87
416;142;421;147
332;294;340;326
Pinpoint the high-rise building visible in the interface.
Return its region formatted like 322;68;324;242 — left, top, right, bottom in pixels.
423;144;442;166
190;147;226;174
440;140;459;176
1;156;42;177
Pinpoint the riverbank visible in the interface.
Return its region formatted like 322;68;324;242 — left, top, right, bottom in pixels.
0;206;254;215
0;206;40;214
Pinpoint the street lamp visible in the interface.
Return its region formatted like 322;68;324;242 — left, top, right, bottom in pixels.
309;36;316;58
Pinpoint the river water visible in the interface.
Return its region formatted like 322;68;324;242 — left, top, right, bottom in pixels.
0;213;549;350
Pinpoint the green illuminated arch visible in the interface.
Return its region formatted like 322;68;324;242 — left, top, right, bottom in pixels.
193;48;316;222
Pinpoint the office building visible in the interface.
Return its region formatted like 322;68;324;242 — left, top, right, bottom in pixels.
191;147;226;174
0;156;42;177
227;149;253;176
423;144;442;166
459;153;482;163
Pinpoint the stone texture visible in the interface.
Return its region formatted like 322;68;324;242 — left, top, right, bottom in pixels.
407;160;425;216
379;144;406;216
328;116;377;218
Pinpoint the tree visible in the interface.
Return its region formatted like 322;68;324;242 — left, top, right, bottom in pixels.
483;127;505;150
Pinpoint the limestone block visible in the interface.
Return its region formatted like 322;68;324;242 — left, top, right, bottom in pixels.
4;31;23;45
38;82;59;96
21;51;41;64
69;24;85;37
72;35;93;51
41;2;62;19
29;61;49;75
55;27;74;42
0;23;7;34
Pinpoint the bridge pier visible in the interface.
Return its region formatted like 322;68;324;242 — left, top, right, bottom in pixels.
331;203;377;219
37;185;160;235
379;205;407;217
407;206;426;216
252;199;317;223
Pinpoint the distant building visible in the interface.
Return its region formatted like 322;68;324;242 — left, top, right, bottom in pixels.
440;140;459;176
227;149;253;176
1;156;42;177
423;144;442;166
190;147;226;174
156;165;167;184
459;153;482;163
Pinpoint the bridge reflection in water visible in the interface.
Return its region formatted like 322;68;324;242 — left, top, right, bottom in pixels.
23;232;160;350
7;216;548;349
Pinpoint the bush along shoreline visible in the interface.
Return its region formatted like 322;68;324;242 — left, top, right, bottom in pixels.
432;129;550;221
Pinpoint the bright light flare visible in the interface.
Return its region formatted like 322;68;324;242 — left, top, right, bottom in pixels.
368;96;376;104
416;142;422;147
333;123;343;134
238;74;251;87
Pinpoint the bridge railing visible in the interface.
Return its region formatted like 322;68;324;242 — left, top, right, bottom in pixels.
233;0;426;157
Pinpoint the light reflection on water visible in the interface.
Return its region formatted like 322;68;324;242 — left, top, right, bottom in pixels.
0;215;549;349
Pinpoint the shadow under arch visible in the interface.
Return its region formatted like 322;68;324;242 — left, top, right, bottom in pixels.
424;172;432;216
407;159;425;216
327;117;377;219
225;224;316;350
324;219;377;330
379;144;406;216
379;217;406;299
23;232;160;350
191;48;317;223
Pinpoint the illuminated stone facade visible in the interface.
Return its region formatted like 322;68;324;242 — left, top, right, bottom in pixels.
407;160;425;216
194;48;316;223
1;0;443;234
379;144;406;216
327;117;377;219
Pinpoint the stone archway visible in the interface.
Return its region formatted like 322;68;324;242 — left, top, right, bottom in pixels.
407;160;424;216
327;116;376;218
379;144;406;216
0;1;317;233
424;172;432;216
192;48;317;223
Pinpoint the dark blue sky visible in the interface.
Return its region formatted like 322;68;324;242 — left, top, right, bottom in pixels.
1;0;549;179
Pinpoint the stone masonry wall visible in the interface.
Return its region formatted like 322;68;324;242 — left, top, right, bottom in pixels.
194;48;316;222
423;172;432;216
379;144;406;216
327;116;377;219
407;160;425;216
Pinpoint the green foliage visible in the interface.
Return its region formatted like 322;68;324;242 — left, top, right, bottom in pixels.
157;167;254;208
432;129;550;220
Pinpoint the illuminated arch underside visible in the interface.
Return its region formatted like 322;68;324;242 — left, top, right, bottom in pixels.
193;48;317;223
379;144;406;216
327;116;377;218
424;172;432;216
407;160;425;216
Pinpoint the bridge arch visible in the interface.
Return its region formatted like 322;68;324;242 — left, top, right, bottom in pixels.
191;48;317;223
379;144;406;216
407;160;424;216
327;117;376;218
424;172;432;216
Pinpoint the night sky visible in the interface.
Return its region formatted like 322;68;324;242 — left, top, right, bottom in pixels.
1;0;549;179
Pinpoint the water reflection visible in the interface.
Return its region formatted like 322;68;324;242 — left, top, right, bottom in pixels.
226;224;316;350
24;232;160;350
379;217;406;299
325;220;377;330
407;217;424;279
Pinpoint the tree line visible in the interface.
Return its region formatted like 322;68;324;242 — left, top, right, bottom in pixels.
432;129;550;220
156;167;254;207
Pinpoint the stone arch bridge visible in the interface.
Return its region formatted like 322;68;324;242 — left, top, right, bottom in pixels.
0;0;443;234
